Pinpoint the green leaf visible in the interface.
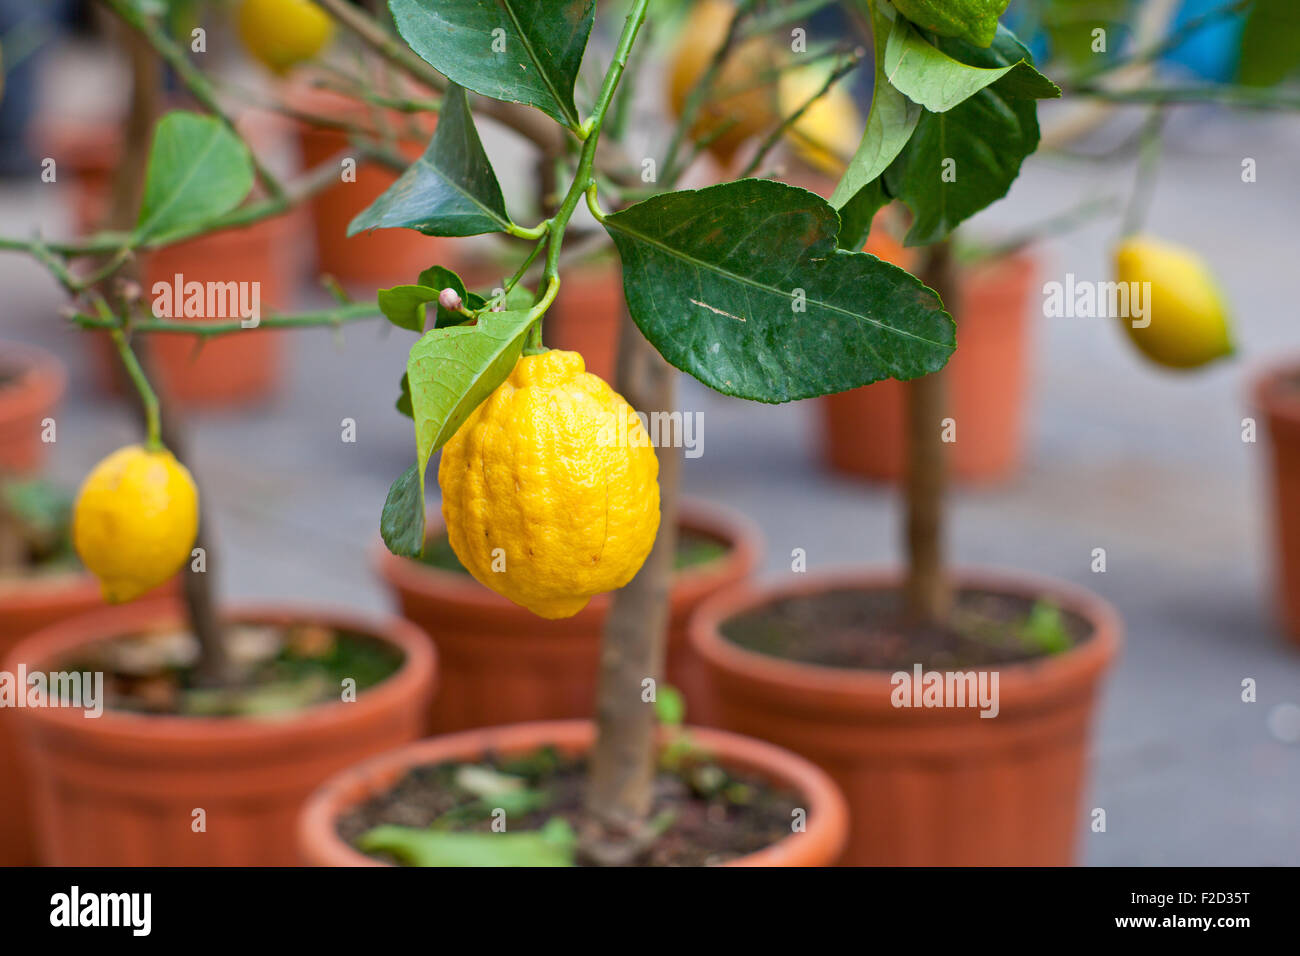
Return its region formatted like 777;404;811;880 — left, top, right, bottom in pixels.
1019;601;1072;655
135;111;254;242
396;373;413;418
1237;0;1300;87
358;818;576;867
604;179;954;404
884;17;1058;112
831;0;919;245
389;0;595;128
654;685;686;727
892;0;1010;48
348;85;510;238
418;265;485;326
884;27;1048;245
407;309;536;501
378;286;441;333
380;463;424;558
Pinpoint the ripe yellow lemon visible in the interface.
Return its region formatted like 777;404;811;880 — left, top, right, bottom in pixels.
237;0;334;74
73;445;199;603
778;66;861;177
1113;236;1235;370
438;350;660;619
668;0;783;167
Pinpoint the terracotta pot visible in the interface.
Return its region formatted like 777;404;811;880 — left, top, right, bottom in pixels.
0;574;177;865
35;121;120;235
298;719;848;866
1252;359;1300;646
4;598;436;866
690;568;1121;865
89;212;299;407
0;340;65;475
545;260;623;381
291;85;451;287
374;499;761;733
819;252;1036;484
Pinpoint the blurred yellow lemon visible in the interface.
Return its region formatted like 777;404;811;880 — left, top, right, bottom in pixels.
438;350;660;619
778;65;861;177
237;0;334;74
668;0;783;167
1113;236;1234;370
73;445;199;603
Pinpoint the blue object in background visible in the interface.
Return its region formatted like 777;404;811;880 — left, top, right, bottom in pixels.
1161;0;1248;81
0;0;74;177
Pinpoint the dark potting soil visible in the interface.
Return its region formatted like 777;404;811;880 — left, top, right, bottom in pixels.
721;587;1092;670
62;624;405;717
337;746;802;867
418;526;730;575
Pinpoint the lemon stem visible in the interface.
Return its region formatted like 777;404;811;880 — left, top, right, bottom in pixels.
107;323;163;452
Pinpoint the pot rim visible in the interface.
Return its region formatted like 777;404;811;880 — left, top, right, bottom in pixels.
2;599;437;743
689;565;1122;713
297;719;849;867
372;496;763;615
0;339;67;421
1249;354;1300;426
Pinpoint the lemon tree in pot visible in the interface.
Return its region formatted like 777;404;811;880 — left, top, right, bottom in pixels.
290;0;967;866
0;0;449;866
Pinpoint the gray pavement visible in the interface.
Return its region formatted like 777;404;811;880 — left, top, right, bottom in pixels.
3;84;1299;865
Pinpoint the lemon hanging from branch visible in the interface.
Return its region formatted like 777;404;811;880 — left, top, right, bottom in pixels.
438;351;660;620
237;0;334;74
1113;236;1235;371
73;445;199;603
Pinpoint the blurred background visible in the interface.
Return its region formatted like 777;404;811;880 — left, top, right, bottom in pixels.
2;0;1299;864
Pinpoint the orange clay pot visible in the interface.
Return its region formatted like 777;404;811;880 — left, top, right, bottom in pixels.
690;568;1121;866
290;85;452;287
545;260;623;382
374;499;760;733
4;598;436;866
819;252;1037;484
0;575;176;865
0;340;65;475
1252;359;1300;647
297;719;848;866
89;212;299;407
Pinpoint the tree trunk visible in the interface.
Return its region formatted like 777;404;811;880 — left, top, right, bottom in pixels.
581;305;682;864
903;240;958;625
106;18;230;683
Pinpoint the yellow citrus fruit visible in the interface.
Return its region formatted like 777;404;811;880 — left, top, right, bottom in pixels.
73;445;199;603
668;0;783;167
237;0;334;74
778;66;861;177
438;350;660;619
1113;236;1235;370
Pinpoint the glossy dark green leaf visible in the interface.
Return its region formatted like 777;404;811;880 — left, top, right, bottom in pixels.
389;0;595;128
381;463;424;557
407;308;536;500
831;0;918;247
884;28;1048;245
348;85;510;238
604;179;954;404
884;17;1058;112
135;111;254;242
